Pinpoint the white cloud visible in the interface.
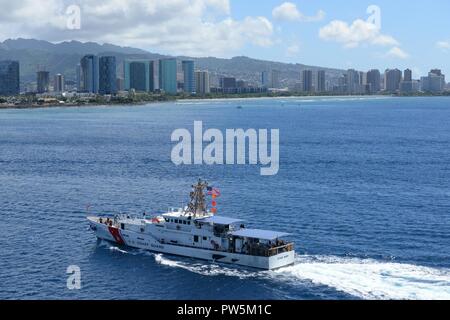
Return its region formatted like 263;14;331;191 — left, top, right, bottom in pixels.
272;2;325;22
0;0;274;57
385;47;409;59
436;40;450;51
319;19;398;48
0;0;66;29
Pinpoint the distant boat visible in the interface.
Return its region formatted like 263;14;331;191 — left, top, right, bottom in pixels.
236;105;243;109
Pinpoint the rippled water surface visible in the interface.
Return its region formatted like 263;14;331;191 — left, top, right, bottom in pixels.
1;96;450;300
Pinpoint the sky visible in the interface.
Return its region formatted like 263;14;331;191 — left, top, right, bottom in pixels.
0;0;449;78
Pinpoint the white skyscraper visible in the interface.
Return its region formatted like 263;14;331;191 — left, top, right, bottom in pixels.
195;71;210;95
384;69;402;93
316;70;326;93
421;69;446;93
271;70;281;89
347;69;364;94
54;74;65;92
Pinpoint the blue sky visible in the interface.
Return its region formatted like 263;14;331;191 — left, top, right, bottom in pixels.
230;0;450;78
1;0;449;78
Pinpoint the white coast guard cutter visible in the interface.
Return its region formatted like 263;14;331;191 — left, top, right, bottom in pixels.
87;180;295;270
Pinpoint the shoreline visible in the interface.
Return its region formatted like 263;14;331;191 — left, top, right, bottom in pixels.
1;94;448;111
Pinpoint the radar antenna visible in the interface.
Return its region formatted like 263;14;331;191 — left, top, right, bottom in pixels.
185;179;208;217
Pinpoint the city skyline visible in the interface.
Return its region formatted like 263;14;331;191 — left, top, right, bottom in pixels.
0;1;450;78
2;51;446;96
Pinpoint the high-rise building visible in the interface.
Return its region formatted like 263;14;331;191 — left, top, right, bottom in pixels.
220;77;237;89
347;69;363;94
260;70;281;89
261;71;270;87
124;60;155;92
54;74;65;92
430;69;443;76
0;60;20;96
399;69;416;94
400;80;419;94
366;69;381;93
76;64;82;92
182;60;195;94
404;69;412;82
195;71;210;95
421;69;446;93
302;70;313;93
99;56;117;95
384;69;402;93
80;55;99;93
159;58;177;94
359;71;367;86
37;71;50;93
129;62;147;92
316;70;326;93
332;74;348;94
271;70;281;89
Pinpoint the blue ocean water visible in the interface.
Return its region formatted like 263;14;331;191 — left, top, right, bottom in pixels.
1;96;450;300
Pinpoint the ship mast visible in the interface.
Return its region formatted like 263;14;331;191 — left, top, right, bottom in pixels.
185;179;208;217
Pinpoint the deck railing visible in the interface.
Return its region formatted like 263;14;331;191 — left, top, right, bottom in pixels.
246;242;294;257
267;243;294;257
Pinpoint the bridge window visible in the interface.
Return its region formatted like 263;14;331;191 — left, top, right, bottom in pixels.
194;235;199;242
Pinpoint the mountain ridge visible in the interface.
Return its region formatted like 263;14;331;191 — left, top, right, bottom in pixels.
0;38;345;87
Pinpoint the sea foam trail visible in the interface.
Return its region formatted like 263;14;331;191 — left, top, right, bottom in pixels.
108;246;128;254
154;254;258;279
97;240;129;254
273;256;450;300
99;242;450;300
152;253;450;300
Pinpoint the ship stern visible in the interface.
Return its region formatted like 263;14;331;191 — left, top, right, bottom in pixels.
267;250;295;270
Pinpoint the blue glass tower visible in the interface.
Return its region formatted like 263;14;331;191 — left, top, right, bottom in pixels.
182;60;195;94
99;56;117;95
159;58;177;94
80;55;99;93
37;71;50;94
124;60;155;92
0;60;20;96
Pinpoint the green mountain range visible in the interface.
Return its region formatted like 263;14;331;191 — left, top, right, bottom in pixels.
0;38;345;88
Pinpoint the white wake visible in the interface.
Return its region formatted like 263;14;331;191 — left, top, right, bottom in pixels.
273;255;450;300
152;253;450;300
98;240;450;300
154;254;258;279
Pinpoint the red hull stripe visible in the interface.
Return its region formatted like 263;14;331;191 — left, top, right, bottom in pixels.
108;226;125;245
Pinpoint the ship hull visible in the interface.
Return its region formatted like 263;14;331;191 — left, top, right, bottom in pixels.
88;218;295;270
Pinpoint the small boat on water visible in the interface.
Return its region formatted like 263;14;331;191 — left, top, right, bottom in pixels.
87;180;295;270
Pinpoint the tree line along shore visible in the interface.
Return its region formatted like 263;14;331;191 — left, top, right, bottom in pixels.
1;91;449;110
